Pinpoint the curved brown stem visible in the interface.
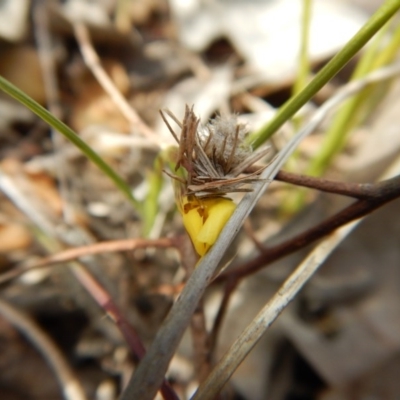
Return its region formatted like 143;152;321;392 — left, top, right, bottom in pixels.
275;170;377;199
208;278;239;359
216;174;400;283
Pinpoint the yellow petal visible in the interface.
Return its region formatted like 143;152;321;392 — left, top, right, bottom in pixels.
196;198;236;245
182;206;209;256
181;196;236;256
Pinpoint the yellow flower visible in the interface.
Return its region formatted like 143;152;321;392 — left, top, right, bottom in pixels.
180;196;236;256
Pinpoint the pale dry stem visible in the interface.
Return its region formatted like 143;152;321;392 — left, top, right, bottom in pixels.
72;21;161;146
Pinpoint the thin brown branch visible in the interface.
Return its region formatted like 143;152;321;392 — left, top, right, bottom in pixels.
275;170;377;198
243;219;265;253
216;174;400;283
70;264;179;400
195;163;400;400
208;278;239;359
190;298;212;383
0;237;177;285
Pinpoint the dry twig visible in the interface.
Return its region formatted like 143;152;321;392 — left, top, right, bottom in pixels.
0;237;177;284
218;173;400;282
69;263;179;400
193;157;400;399
72;22;161;145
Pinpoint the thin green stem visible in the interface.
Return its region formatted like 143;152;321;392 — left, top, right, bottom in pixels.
250;0;400;149
0;75;141;211
307;21;400;177
292;0;312;97
356;20;400;118
282;0;312;208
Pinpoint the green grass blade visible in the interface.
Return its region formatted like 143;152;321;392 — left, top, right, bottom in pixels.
250;0;400;149
292;0;312;97
306;22;400;177
0;75;141;211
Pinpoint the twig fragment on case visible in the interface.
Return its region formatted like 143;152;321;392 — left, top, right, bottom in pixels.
160;105;269;256
160;105;269;198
